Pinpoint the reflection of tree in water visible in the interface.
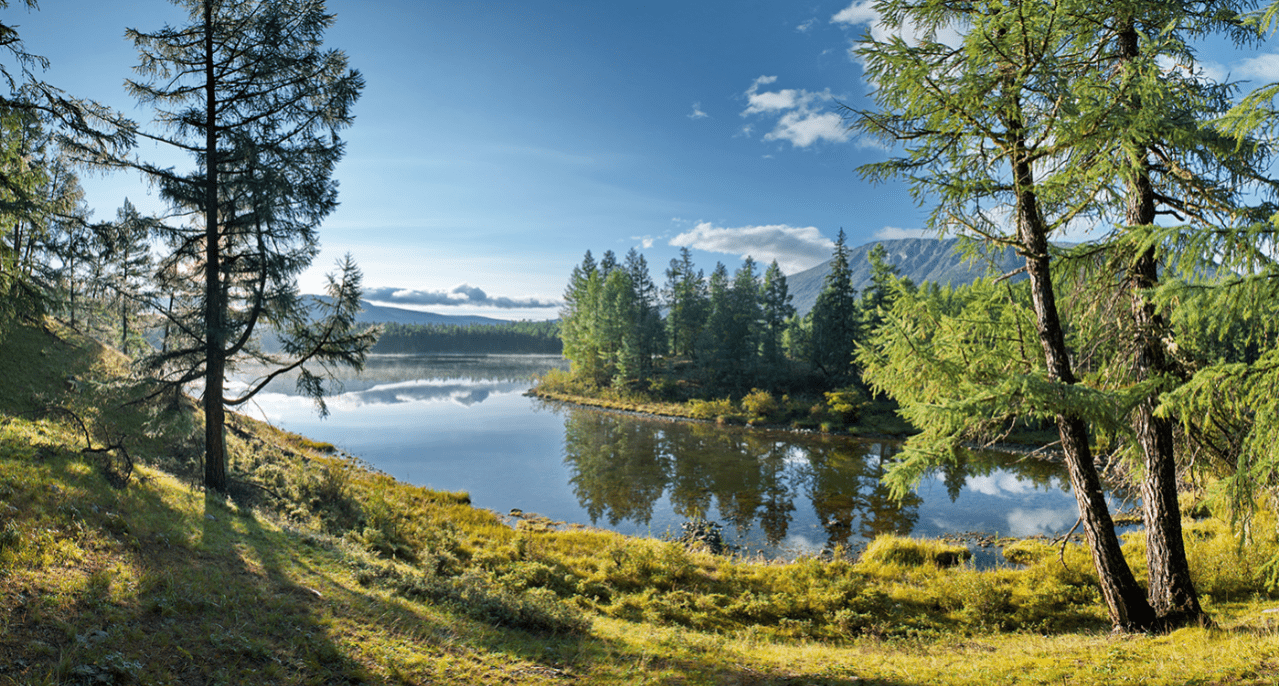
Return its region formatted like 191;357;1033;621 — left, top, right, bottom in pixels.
801;440;921;550
561;412;804;541
235;354;568;396
560;408;1074;553
563;411;670;526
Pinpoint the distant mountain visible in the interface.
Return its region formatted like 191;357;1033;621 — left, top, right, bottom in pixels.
304;295;513;326
787;238;1024;316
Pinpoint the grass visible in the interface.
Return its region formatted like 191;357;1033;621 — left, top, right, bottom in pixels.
3;317;1279;684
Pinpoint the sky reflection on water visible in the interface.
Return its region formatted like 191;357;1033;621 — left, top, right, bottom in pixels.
238;354;1091;561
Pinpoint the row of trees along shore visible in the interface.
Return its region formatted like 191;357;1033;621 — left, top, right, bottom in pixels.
0;0;377;493
373;321;562;355
554;0;1279;635
557;233;904;404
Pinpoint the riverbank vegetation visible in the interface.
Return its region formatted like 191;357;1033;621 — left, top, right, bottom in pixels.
6;317;1279;684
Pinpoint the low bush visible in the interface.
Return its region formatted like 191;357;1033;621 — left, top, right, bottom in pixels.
860;535;971;568
740;389;780;423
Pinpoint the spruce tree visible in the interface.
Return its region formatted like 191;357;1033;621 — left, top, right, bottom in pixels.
761;259;795;370
809;229;859;382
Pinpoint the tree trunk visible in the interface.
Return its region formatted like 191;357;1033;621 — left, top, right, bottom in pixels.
1011;122;1157;632
202;0;227;494
1118;19;1205;626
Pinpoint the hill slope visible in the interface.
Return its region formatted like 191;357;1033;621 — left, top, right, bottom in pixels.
788;237;1024;316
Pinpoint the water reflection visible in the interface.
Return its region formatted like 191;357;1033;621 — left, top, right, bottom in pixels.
238;354;1092;561
233;353;567;407
559;407;1079;556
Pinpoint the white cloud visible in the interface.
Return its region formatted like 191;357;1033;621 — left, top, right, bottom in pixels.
688;101;709;120
874;226;933;240
831;0;964;52
1206;53;1279;84
766;110;849;147
796;18;817;33
669;222;835;273
740;76;851;148
364;284;561;309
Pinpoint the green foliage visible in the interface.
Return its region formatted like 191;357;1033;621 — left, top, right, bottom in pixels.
824;385;869;425
372;320;561;354
809;230;859;382
740;389;779;423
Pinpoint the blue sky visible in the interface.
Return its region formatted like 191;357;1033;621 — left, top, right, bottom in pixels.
14;1;1279;320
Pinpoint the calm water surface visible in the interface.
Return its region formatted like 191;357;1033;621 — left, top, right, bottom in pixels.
235;354;1095;561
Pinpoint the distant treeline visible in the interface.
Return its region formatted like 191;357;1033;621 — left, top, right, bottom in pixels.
371;321;562;354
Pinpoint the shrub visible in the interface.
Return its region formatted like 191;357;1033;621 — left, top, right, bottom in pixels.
741;389;779;423
824;385;869;424
688;397;735;421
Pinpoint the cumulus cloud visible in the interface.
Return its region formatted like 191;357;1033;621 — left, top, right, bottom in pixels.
688;102;709;120
740;76;851;148
796;18;817;33
1199;53;1279;85
669;222;835;273
874;226;933;240
831;0;964;51
365;284;561;309
1236;53;1279;81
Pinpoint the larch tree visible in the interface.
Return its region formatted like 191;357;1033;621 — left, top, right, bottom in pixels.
1057;1;1271;624
1153;0;1279;566
96;199;154;356
852;0;1162;630
89;0;377;492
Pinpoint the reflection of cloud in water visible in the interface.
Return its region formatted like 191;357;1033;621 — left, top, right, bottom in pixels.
782;445;810;467
966;471;1042;497
1006;506;1078;537
339;379;526;407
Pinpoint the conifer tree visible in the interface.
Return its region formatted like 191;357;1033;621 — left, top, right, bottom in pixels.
92;0;376;492
761;259;795;370
96;199;154;356
663;246;707;358
809;229;859;382
853;0;1160;630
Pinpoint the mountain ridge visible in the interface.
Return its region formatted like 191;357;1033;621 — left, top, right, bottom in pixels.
786;237;1024;316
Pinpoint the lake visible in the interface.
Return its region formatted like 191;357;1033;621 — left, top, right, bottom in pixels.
233;354;1101;563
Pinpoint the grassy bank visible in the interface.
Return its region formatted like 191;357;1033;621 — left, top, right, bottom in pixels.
4;319;1279;684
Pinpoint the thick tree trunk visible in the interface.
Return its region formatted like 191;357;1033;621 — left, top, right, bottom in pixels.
1117;19;1204;626
1010;129;1157;631
1127;170;1204;624
202;0;227;494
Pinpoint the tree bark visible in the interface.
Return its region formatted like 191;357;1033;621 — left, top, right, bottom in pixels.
1117;20;1205;626
202;0;227;493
